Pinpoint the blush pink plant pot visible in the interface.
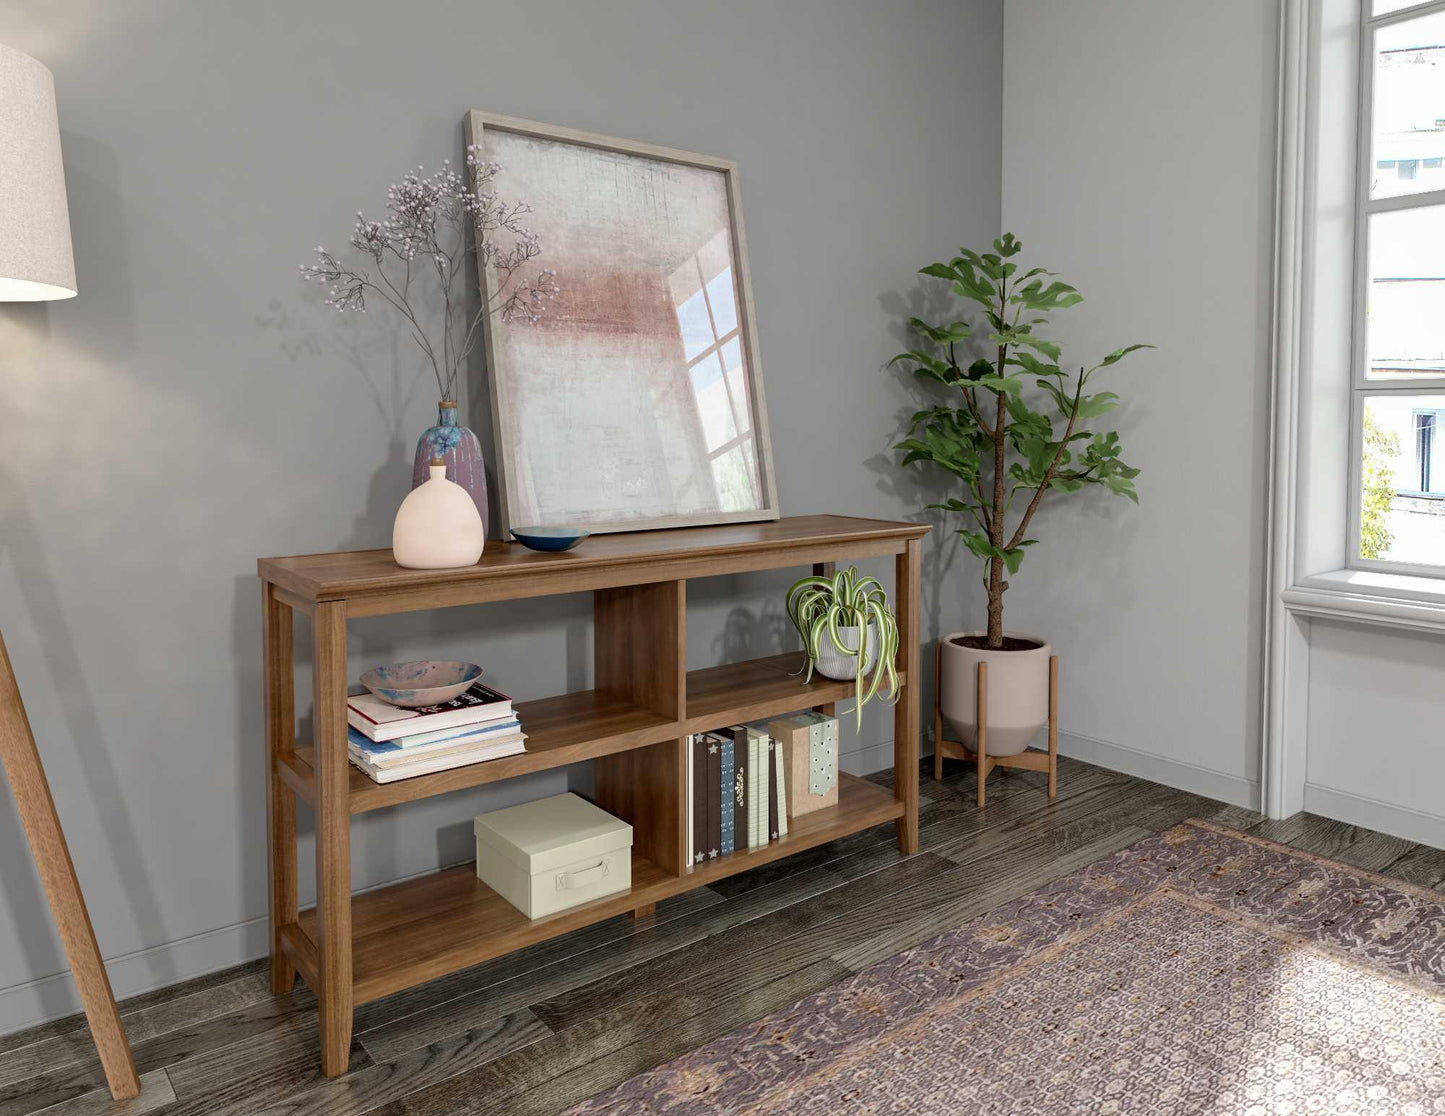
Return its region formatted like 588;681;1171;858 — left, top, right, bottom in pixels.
939;631;1052;757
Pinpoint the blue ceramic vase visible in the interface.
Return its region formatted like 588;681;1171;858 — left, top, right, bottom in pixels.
412;401;488;537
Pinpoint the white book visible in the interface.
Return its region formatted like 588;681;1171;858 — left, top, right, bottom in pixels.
757;728;768;850
350;729;525;769
348;736;526;784
773;736;788;838
347;682;514;742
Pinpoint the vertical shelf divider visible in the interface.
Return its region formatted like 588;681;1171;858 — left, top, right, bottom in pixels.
592;580;688;879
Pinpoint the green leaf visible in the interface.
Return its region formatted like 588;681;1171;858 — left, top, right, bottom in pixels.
1011;278;1083;311
1015;334;1062;361
919;262;958;281
1090;342;1153;372
974;374;1024;398
1074;392;1120;418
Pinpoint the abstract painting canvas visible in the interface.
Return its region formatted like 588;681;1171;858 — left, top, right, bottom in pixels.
466;111;778;535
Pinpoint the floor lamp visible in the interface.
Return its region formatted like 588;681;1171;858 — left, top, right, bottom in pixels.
0;42;140;1101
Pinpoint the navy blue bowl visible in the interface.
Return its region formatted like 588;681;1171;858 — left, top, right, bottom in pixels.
510;525;590;552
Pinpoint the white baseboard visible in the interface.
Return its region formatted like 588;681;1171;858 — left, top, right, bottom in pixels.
0;914;272;1037
1057;730;1260;811
1304;783;1445;851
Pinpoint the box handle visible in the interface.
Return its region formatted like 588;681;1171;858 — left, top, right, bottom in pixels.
556;859;609;892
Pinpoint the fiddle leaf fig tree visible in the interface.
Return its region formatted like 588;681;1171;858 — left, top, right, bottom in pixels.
889;233;1150;650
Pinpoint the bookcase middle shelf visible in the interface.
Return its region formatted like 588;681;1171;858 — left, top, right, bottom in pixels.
275;651;907;816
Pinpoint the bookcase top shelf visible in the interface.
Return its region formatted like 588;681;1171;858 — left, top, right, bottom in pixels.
258;514;928;615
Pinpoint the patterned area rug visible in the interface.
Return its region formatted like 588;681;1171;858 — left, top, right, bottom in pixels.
567;820;1445;1114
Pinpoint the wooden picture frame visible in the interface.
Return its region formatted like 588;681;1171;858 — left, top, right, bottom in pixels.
464;110;780;536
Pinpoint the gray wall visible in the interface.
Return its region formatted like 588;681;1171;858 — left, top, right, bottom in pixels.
1001;0;1279;806
0;0;1003;1029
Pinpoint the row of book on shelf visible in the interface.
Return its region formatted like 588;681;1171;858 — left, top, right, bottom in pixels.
687;711;840;865
347;682;525;784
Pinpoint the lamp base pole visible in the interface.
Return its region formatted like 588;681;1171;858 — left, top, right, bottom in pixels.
0;631;139;1100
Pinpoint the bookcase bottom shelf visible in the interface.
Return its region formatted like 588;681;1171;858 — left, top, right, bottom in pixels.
288;772;902;1004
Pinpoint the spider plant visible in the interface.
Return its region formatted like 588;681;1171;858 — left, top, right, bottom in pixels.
785;566;900;728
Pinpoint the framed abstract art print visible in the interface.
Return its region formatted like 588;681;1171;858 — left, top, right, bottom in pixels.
465;110;779;535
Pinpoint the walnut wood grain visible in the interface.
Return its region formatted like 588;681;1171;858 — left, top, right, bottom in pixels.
258;515;928;616
311;601;352;1076
293;774;898;1005
0;632;140;1101
893;538;921;852
258;515;929;1080
263;584;298;994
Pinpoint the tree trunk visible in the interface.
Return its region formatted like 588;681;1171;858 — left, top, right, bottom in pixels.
987;381;1008;649
986;555;1006;646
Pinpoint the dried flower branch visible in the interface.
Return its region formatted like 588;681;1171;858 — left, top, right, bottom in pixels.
300;149;559;401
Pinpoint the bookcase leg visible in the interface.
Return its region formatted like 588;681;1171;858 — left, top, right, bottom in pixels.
893;539;921;854
312;601;353;1077
263;583;298;995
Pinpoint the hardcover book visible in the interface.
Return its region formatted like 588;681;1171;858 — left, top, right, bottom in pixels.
767;740;779;841
706;733;721;859
348;734;526;783
347;682;514;742
772;735;788;838
769;712;838;818
691;735;709;866
685;734;694;869
347;720;522;762
744;723;769;848
731;727;751;851
719;734;735;855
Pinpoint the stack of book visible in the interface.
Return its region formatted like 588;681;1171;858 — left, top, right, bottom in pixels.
686;719;794;866
346;682;526;784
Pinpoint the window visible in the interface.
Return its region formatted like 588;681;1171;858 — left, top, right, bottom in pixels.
1352;0;1445;570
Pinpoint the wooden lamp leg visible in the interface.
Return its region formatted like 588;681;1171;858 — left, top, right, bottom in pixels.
1047;655;1058;799
0;633;139;1101
975;660;988;808
932;643;943;783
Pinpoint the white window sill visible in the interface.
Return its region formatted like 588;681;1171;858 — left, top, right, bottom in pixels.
1282;569;1445;634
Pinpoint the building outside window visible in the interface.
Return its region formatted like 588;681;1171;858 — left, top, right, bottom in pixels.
1353;1;1445;570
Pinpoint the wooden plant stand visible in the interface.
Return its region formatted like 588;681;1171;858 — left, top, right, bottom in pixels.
258;515;927;1077
0;633;139;1100
932;647;1058;807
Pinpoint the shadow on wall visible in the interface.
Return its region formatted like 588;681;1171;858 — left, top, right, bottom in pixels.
0;306;173;1009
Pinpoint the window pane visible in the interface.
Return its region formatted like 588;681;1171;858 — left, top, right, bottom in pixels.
1375;0;1441;17
1359;394;1445;565
689;353;737;452
1365;205;1445;378
709;442;758;512
1370;11;1445;200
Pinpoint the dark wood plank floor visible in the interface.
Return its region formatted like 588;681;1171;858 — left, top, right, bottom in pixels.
5;756;1442;1116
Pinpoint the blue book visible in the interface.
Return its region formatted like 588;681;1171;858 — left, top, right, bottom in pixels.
719;735;735;855
348;718;521;759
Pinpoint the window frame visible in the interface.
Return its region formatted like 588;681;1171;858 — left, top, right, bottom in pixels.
1347;0;1445;575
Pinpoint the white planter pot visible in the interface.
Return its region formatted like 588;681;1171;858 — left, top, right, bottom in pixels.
939;630;1052;756
812;623;879;681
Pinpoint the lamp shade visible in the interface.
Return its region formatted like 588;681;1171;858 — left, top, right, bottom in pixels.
0;42;75;301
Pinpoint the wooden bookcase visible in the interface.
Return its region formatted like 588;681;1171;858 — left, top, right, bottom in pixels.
258;514;927;1076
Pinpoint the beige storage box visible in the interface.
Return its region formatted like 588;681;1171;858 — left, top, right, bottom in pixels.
474;793;632;919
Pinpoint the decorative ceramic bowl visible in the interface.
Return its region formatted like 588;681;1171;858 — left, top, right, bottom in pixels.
360;660;483;708
510;525;590;552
